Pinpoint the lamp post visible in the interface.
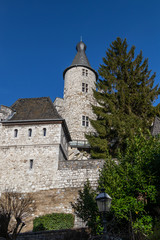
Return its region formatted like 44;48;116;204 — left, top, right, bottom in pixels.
96;189;112;240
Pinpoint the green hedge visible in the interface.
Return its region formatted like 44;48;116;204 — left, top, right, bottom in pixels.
33;213;74;231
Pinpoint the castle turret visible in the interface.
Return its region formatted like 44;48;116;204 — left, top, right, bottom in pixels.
62;41;98;146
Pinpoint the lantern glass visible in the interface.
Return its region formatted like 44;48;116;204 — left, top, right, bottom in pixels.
96;192;112;212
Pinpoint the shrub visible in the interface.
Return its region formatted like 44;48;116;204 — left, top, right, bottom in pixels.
33;213;74;231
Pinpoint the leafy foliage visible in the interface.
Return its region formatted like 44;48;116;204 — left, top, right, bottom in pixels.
72;133;160;239
0;190;35;240
33;213;74;231
98;132;160;237
86;37;160;158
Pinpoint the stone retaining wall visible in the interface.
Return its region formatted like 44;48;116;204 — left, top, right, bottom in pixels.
17;228;89;240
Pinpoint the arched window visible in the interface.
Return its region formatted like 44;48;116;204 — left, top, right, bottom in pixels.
14;129;18;138
28;128;32;137
43;128;46;136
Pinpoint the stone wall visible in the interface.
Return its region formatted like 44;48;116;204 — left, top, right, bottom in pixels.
0;105;14;121
61;66;97;141
55;159;104;188
53;97;64;117
17;228;89;240
0;122;69;193
20;158;104;231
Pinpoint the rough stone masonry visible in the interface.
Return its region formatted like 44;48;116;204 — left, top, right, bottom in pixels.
0;41;104;231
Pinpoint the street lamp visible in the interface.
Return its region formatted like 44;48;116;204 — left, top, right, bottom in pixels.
96;189;112;240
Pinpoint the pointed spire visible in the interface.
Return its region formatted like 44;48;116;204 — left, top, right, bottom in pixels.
63;41;98;80
71;41;91;68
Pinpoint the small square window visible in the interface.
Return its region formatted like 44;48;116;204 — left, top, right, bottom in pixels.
82;68;88;77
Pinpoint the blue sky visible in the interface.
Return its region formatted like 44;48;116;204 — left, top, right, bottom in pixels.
0;0;160;106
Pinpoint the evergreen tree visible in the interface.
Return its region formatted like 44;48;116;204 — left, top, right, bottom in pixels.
86;37;160;158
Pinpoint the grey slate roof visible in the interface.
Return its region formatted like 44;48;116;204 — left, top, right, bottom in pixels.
152;116;160;136
63;41;98;80
8;97;63;121
71;41;91;67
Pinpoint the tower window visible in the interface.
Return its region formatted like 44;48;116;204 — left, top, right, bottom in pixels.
82;83;88;93
43;128;46;136
29;159;33;170
14;129;18;138
28;128;32;137
82;116;89;127
82;69;88;77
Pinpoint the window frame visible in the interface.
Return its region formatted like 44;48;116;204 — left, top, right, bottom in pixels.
82;115;89;127
82;83;88;93
82;68;88;77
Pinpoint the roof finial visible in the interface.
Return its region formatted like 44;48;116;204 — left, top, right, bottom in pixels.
80;36;82;42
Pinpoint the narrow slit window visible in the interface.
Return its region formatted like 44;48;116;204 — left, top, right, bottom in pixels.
82;116;85;126
14;129;18;138
82;83;85;92
28;128;32;137
43;128;46;136
86;117;89;127
30;159;33;170
86;84;88;92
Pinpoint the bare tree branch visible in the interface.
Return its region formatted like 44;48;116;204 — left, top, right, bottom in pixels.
0;190;36;240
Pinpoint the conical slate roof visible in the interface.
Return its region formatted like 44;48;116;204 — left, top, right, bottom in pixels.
63;41;98;80
71;41;91;67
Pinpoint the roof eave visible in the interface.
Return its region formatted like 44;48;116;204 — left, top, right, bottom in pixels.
63;65;98;81
1;118;63;124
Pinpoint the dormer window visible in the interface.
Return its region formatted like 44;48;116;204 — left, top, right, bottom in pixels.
82;115;89;127
43;128;46;136
82;83;88;93
82;68;88;77
14;129;18;138
28;128;32;137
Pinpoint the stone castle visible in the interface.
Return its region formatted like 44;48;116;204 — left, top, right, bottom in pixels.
0;41;104;229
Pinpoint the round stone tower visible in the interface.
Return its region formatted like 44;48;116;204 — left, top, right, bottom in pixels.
63;41;98;146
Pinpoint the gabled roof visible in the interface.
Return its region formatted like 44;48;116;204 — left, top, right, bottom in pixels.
8;97;63;121
152;116;160;136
